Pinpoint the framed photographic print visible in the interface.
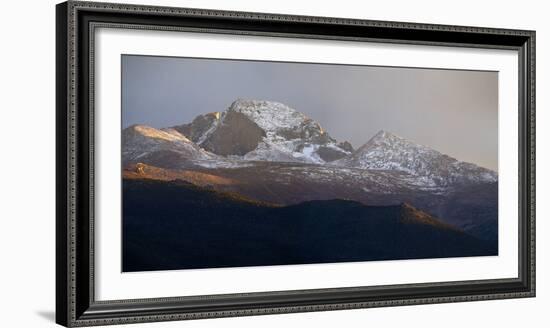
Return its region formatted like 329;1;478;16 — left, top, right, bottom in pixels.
56;1;535;326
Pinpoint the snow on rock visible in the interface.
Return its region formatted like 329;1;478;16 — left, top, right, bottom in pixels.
173;99;353;164
229;99;312;133
122;124;218;165
227;99;351;163
334;130;497;187
123;101;498;190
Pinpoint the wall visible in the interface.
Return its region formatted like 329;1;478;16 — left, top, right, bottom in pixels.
0;0;546;327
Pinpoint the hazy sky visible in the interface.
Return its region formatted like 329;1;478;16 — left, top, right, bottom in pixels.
122;55;498;171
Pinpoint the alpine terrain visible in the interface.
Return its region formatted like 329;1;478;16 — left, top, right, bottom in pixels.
122;99;499;271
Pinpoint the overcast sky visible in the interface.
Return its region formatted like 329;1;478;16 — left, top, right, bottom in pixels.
122;55;498;171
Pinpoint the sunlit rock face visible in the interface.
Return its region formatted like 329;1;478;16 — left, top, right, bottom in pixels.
122;124;218;167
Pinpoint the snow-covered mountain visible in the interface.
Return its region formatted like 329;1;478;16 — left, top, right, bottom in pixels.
334;130;497;187
173;99;353;164
122;101;499;241
124;99;497;189
122;124;218;166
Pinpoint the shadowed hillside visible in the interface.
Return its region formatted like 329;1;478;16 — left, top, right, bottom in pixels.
123;179;496;272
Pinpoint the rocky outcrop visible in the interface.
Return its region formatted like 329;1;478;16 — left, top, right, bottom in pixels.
199;110;266;156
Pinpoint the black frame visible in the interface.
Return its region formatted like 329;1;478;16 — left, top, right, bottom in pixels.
56;1;536;326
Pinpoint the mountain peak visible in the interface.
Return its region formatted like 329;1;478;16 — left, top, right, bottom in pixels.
374;129;399;138
122;124;218;166
228;99;306;132
170;99;352;163
369;129;406;143
355;130;413;155
230;98;288;110
124;124;192;143
335;129;497;186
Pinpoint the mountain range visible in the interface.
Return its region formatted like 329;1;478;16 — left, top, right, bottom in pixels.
122;99;498;246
